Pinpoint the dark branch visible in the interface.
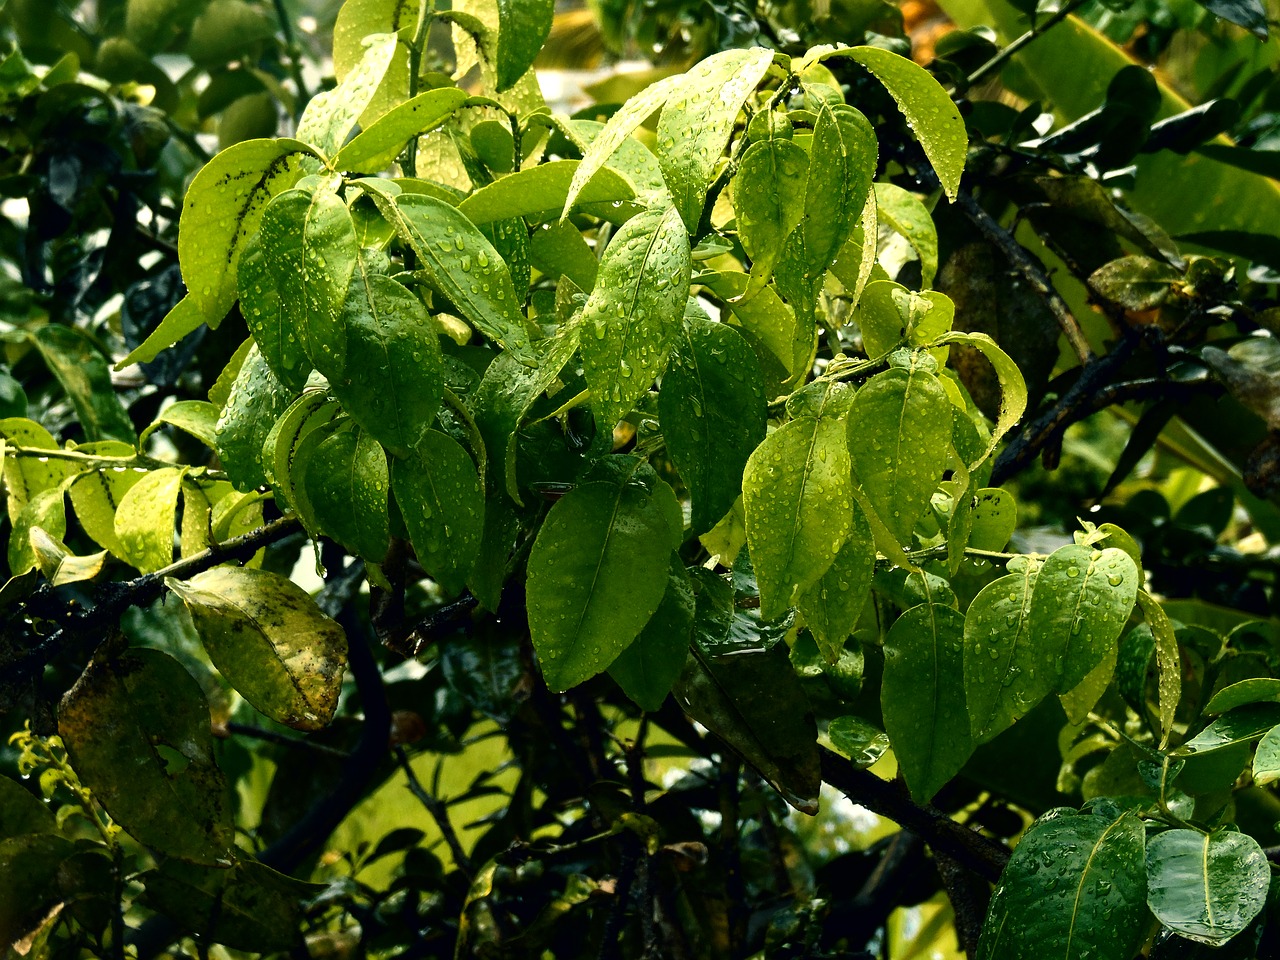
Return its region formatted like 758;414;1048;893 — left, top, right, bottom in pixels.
395;746;475;880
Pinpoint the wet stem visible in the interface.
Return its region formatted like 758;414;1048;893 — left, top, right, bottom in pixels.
403;0;438;178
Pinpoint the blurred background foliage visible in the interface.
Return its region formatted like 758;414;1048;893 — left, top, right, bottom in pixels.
4;0;1280;956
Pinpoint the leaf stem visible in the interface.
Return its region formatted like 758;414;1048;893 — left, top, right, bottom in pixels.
403;0;437;177
272;0;312;119
959;0;1091;90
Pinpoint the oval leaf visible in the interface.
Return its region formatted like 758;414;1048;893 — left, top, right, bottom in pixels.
302;426;391;563
1146;829;1270;947
608;558;696;712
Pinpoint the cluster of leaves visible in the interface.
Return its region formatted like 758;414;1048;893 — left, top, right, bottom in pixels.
5;0;1280;957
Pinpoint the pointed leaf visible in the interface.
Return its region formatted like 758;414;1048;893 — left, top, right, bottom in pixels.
391;429;485;595
874;182;939;288
1146;829;1269;947
801;102;877;277
297;34;397;157
659;316;766;534
59;648;232;862
743;415;852;620
333;87;468;171
656;48;775;230
68;460;146;558
117;293;207;367
263;391;344;511
329;269;444;457
459;159;637;225
977;810;1149;960
237;232;310;391
732;136;809;290
303;426;390;562
934;332;1028;466
168;566;348;730
31;326;136;443
847;356;952;544
580;204;691;428
1174;703;1280;756
1253;724;1280;785
882;602;973;801
1029;544;1139;695
1206;678;1280;715
527;460;673;691
215;344;295;492
796;498;874;662
964;556;1043;743
258;187;359;381
178;138;314;322
1137;590;1181;748
114;467;185;573
609;558;695;711
372;192;537;364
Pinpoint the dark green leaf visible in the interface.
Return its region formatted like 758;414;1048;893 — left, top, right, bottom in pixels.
1146;829;1270;946
0;834;75;945
1174;703;1280;756
495;0;553;90
215;344;295;492
609;558;695;711
0;778;54;840
237;232;310;391
59;648;232;862
732;136;809;291
303;426;390;563
801;103;877;277
1206;677;1280;715
795;498;874;662
964;556;1042;743
31;326;135;443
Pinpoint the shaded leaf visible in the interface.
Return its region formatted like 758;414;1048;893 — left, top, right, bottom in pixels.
31;326;135;443
302;426;390;563
215;344;295;492
796;498;874;662
1146;829;1270;946
609;558;695;711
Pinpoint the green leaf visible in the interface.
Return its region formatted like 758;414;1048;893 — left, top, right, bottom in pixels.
609;558;695;711
874;182;939;288
117;294;207;368
372;193;536;365
333;87;469;172
0;419;76;524
825;716;890;768
257;186;359;381
302;426;391;563
801;103;877;277
969;487;1017;550
0;777;54;840
494;0;553;90
114;467;185;573
237;232;310;391
30;325;135;444
472;327;580;504
839;46;966;202
263;391;344;511
1089;255;1181;311
743;415;853;621
67;459;146;558
1028;544;1139;696
459;159;637;225
8;486;69;576
526;458;674;691
847;356;952;544
333;0;420;77
796;498;874;662
580;205;691;429
144;858;317;952
732;136;809;291
1137;590;1180;749
676;568;822;813
1253;724;1280;785
656;48;774;230
178;138;314;323
1145;829;1270;946
963;556;1043;743
1174;703;1280;756
215;344;295;492
390;430;485;595
168;566;349;731
139;401;220;450
882;602;973;802
0;834;76;946
296;34;397;158
562;73;687;218
329;268;443;458
933;332;1028;467
1206;677;1280;715
659;316;766;534
976;809;1149;960
59;648;232;863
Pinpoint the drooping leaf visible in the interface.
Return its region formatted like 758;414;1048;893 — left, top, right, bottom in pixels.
494;0;553;90
390;429;485;595
1136;590;1181;749
215;344;295;492
800;102;877;277
0;419;76;524
59;648;232;863
237;232;310;391
656;47;775;230
1027;544;1139;696
329;268;444;458
675;567;822;813
167;566;349;731
743;415;852;621
1145;829;1270;946
881;602;973;802
67;460;145;558
295;34;397;158
114;466;185;573
372;192;537;364
732;135;809;291
178;138;313;322
302;425;391;563
796;499;875;662
144;858;317;952
526;458;674;690
964;556;1043;743
933;332;1028;466
825;716;890;768
609;558;696;711
333;87;468;172
116;294;208;369
847;355;952;544
30;326;136;443
1195;0;1268;39
257;186;360;381
976;809;1149;960
139;401;221;450
659;316;766;534
874;182;939;288
263;391;344;512
580;204;691;429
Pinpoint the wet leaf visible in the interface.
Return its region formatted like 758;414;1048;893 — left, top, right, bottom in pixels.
1146;829;1269;946
874;182;938;288
59;648;232;862
796;499;874;662
303;425;391;563
495;0;553;90
296;34;397;158
732;136;809;291
215;344;295;492
30;326;135;444
964;556;1042;743
461;160;636;225
1174;703;1280;756
334;88;468;172
114;467;185;573
609;558;695;711
825;716;890;769
168;566;348;731
1205;677;1280;715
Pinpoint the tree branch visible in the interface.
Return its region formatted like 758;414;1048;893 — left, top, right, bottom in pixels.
395;746;475;880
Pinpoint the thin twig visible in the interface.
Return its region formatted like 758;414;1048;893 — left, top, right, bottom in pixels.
959;0;1091;90
954;190;1095;366
395;746;474;880
271;0;312;118
222;722;350;759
